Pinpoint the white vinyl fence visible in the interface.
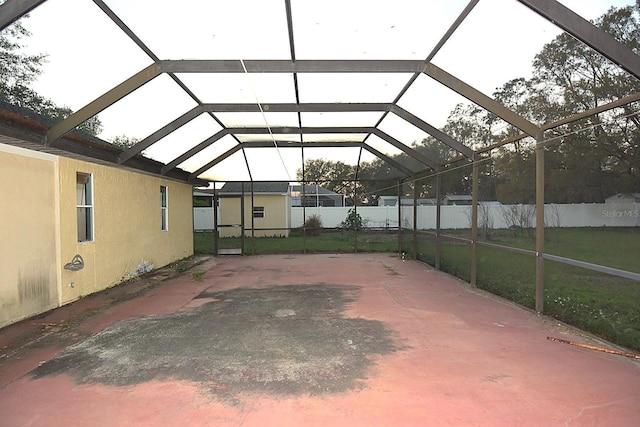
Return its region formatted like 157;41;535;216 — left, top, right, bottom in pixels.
194;203;640;231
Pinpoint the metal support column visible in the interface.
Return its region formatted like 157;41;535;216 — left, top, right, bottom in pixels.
250;181;255;255
240;184;246;256
413;180;418;260
397;180;403;255
301;184;307;254
213;181;219;255
353;178;358;253
535;132;545;314
471;160;479;287
435;174;442;270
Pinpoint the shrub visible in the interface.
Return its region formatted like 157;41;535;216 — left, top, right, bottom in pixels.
340;208;363;230
303;214;323;236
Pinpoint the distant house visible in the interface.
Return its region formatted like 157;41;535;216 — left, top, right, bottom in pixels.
378;196;398;206
378;196;437;206
605;193;640;204
290;184;344;207
218;182;291;237
442;195;473;206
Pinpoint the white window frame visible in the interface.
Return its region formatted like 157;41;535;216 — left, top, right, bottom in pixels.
76;172;94;242
161;185;168;231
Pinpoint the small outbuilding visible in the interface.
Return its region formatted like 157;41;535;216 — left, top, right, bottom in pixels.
218;182;291;237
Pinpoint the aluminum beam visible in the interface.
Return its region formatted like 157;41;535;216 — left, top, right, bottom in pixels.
232;141;362;149
187;140;414;180
541;92;640;131
535;130;545;314
173;126;437;171
163;137;363;175
0;0;46;31
159;59;427;74
517;0;640;80
45;63;162;144
426;0;480;62
129;103;442;171
231;127;437;169
161;129;230;175
229;126;374;135
195;101;474;161
362;144;414;177
93;0;158;61
238;141;414;177
371;129;440;170
542;253;640;282
444;92;640;165
363;0;480;150
391;105;475;159
119;106;204;163
199;103;393;113
424;63;540;137
93;0;238;154
190;144;243;179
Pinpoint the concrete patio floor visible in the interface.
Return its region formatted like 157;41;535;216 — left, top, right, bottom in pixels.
1;253;639;426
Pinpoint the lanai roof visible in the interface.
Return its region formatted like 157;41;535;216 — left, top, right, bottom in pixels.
0;0;638;185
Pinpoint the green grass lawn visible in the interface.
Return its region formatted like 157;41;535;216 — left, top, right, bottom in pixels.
194;229;399;255
410;228;640;351
194;227;640;352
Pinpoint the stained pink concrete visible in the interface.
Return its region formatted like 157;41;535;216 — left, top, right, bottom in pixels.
1;253;639;426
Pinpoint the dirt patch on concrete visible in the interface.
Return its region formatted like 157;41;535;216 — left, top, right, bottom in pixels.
34;284;400;402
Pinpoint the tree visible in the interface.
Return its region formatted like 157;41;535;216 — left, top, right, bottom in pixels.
442;103;496;151
110;135;140;149
357;157;405;205
0;19;45;89
530;5;640;202
0;17;103;136
493;4;640;203
494;147;536;204
298;6;640;205
297;159;359;204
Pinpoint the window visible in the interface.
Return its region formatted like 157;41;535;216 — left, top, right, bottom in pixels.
193;195;213;207
253;206;264;218
161;185;168;231
76;172;93;242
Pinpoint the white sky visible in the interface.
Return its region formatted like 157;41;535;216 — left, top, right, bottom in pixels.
10;0;637;181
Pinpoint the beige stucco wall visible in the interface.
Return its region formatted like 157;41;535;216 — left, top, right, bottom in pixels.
219;194;291;237
1;142;195;327
57;157;194;304
0;145;59;328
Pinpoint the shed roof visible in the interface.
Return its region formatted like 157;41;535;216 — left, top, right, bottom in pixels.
220;182;290;194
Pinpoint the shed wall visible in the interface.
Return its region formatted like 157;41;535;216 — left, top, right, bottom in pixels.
220;194;290;237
